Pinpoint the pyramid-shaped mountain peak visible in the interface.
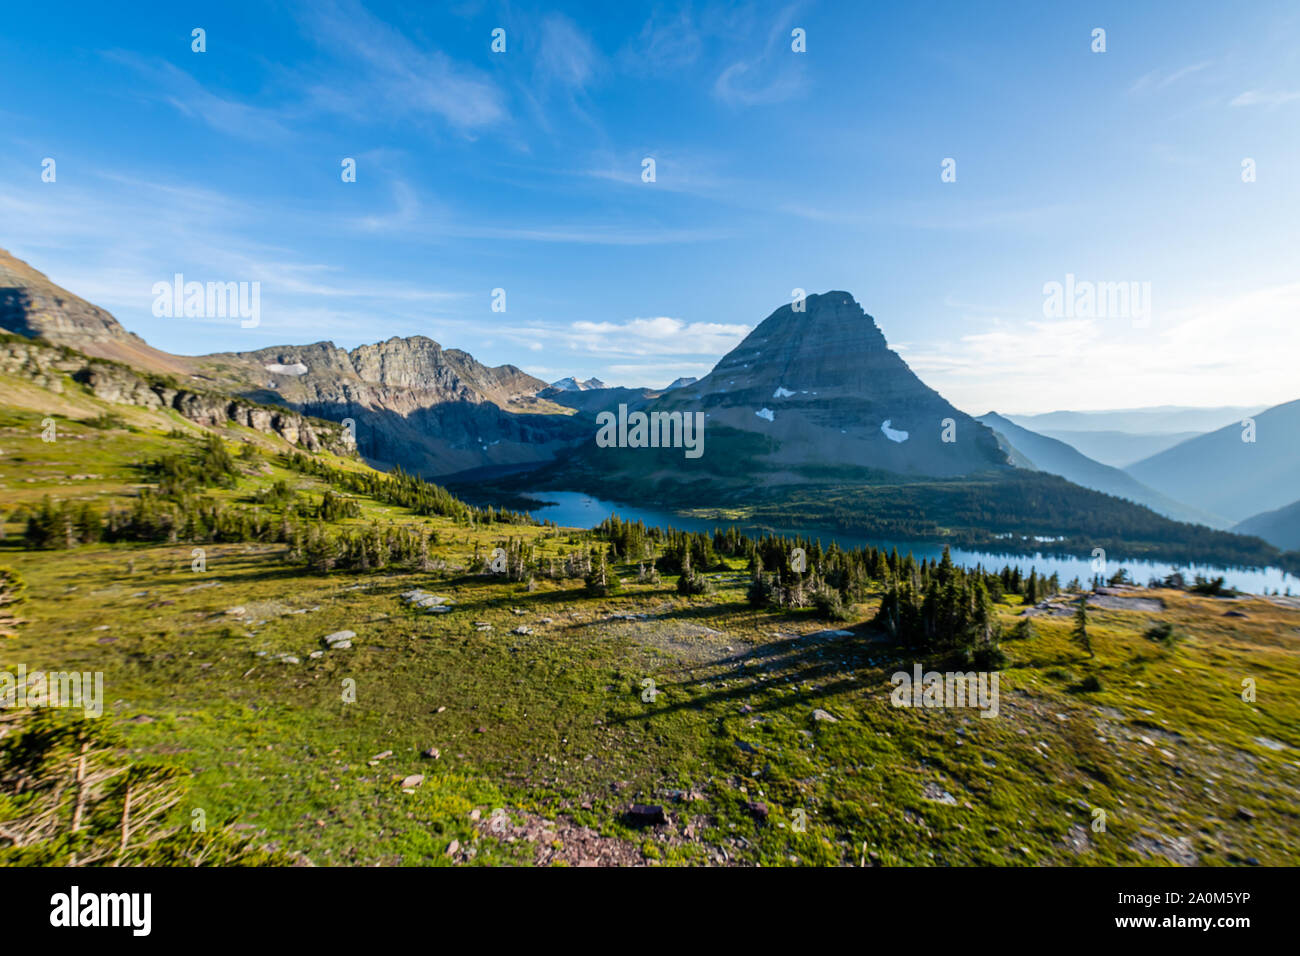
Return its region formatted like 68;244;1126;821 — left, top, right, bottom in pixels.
659;292;1007;478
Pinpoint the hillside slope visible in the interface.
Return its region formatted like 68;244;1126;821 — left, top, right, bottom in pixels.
978;412;1228;528
0;248;194;377
1125;400;1300;522
1234;499;1300;552
3;393;1298;867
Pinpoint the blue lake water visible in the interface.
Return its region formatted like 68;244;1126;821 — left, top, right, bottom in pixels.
521;490;1300;596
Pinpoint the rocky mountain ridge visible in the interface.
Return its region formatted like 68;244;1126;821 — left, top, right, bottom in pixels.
0;334;352;455
195;337;582;475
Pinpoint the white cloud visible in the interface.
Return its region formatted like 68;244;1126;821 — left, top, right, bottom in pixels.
567;316;750;357
910;283;1300;414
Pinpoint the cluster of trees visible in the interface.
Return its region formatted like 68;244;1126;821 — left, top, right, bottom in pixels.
16;436;386;556
22;498;103;549
21;489;354;551
147;434;240;496
292;521;439;574
873;549;1008;666
285;454;531;526
470;537;601;585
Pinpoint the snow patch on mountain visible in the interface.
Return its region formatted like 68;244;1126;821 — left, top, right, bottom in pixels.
756;408;775;422
265;362;308;376
881;419;909;443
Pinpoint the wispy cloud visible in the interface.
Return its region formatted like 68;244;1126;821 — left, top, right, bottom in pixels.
1128;61;1214;95
0;164;469;347
620;7;704;74
1229;89;1300;107
296;0;506;130
533;13;603;93
104;52;290;141
712;4;809;107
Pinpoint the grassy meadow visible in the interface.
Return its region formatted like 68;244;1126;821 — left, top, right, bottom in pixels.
1;379;1297;867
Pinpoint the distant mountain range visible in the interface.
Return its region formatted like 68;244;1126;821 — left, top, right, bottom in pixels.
1003;406;1269;468
976;413;1229;528
1124;400;1300;523
1028;429;1201;469
546;376;607;392
1006;405;1268;435
1;246;1293;567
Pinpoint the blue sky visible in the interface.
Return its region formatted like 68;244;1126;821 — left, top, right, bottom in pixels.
1;0;1297;413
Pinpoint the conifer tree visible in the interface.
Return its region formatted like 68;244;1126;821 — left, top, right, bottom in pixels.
1072;591;1093;657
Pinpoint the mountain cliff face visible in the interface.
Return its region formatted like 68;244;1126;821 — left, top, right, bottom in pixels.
653;291;1008;478
196;337;584;476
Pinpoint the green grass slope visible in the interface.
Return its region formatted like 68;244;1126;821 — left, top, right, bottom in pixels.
1;381;1297;867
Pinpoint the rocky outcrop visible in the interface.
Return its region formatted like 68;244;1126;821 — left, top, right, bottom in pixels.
0;337;353;455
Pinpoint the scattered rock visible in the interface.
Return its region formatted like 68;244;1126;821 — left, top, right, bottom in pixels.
746;801;769;820
400;589;453;612
922;782;959;805
321;629;356;649
812;708;839;723
423;747;440;759
399;774;424;789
